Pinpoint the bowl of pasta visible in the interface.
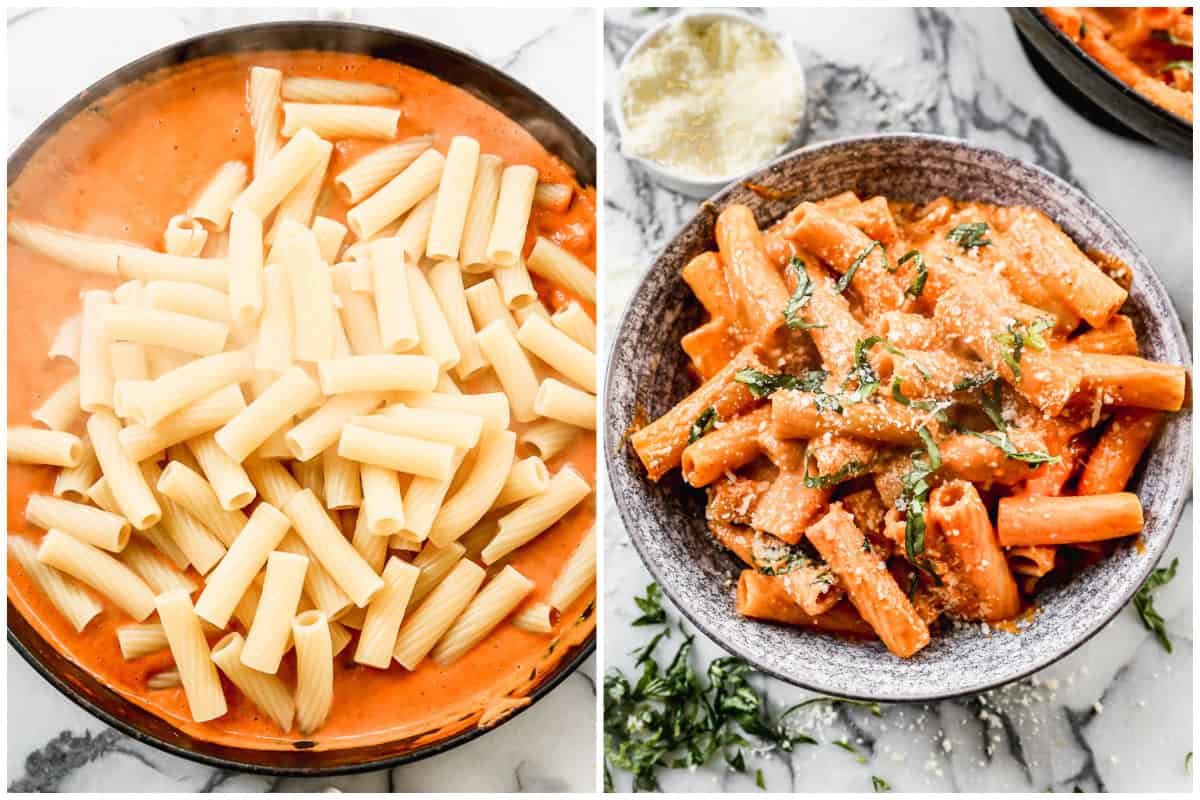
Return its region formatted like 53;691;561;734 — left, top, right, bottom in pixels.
605;133;1190;701
1009;7;1192;156
7;21;597;774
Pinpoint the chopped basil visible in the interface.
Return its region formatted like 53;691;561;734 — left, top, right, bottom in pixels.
1152;28;1189;46
605;595;826;791
1133;557;1179;652
756;769;766;790
784;257;824;329
898;249;928;298
890;377;953;414
1186;751;1193;774
946;222;992;250
833;739;867;763
735;367;826;399
1161;60;1193;74
688;406;718;444
978;379;1007;431
803;458;869;489
631;582;666;626
899;426;941;565
907;571;920;600
994;318;1051;382
779;695;883;717
966;430;1060;465
873;776;892;792
837;240;886;293
952;370;998;393
843;336;885;402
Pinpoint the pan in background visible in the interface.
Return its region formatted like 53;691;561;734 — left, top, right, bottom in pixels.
1008;8;1192;157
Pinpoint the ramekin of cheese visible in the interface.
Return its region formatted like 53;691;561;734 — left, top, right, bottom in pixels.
616;11;807;198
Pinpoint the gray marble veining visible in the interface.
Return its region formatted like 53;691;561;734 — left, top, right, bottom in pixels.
602;6;1192;793
7;6;597;793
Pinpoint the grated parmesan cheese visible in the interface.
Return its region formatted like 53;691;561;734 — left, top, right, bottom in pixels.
620;15;804;179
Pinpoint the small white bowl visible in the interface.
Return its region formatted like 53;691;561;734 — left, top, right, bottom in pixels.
615;10;807;199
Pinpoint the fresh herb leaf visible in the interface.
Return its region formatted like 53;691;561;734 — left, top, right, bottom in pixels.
890;377;953;414
837;241;886;293
946;222;992;250
803;458;869;489
833;739;867;763
783;258;818;329
873;776;892;792
844;337;883;402
1133;557;1179;652
632;582;666;626
952;370;998;393
1187;751;1193;774
754;545;811;577
994;318;1052;382
727;749;746;773
978;380;1007;431
898;249;928;298
1152;28;1189;46
907;570;920;600
735;368;826;399
779;696;883;717
966;430;1060;465
1161;60;1193;74
756;768;766;790
688;406;718;444
898;426;941;565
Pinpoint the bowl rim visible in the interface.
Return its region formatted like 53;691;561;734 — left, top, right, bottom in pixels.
613;8;807;191
603;130;1192;702
1009;8;1192;145
7;18;596;777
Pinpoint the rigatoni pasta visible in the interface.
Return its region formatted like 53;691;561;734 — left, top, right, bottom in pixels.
633;193;1185;658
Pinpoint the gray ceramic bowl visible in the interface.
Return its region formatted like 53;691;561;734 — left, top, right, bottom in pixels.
604;133;1191;701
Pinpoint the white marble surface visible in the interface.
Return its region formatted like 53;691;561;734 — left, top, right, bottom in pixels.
603;7;1192;793
6;6;597;793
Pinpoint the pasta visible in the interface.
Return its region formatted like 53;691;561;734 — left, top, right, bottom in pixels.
156;589;227;722
431;565;534;665
633;194;1185;658
1043;7;1194;121
335;135;435;203
9;536;102;633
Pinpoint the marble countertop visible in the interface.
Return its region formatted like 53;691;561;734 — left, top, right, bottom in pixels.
602;7;1192;793
6;6;597;793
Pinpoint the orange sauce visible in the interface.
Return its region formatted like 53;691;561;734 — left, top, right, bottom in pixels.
7;51;596;751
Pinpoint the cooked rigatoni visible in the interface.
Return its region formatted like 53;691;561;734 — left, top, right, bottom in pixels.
248;67;283;177
354;557;420;668
156;589;227;721
291;610;333;735
216;366;323;462
485;164;538;267
526;236;596;304
194;503;291;628
548;528;596;612
190;161;249;232
37;530;156;621
393;558;486;670
211;632;296;732
8;427;83;468
284;489;383;607
25;494;130;552
241;550;309;673
9;536;102;633
335;135;434;203
482;466;591;564
346;148;444;240
533;378;596;430
431;565;534;665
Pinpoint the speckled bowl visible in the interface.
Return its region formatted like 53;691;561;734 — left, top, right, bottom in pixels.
604;133;1191;701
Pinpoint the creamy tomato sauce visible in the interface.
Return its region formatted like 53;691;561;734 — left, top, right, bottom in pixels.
8;50;596;751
